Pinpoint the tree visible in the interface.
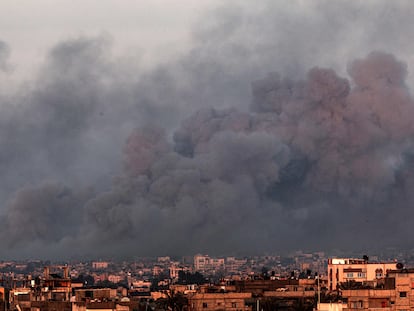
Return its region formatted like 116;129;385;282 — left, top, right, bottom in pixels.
72;274;95;286
177;271;206;285
95;280;118;288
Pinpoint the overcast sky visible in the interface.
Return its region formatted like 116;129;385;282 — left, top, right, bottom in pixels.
1;0;414;84
0;0;221;78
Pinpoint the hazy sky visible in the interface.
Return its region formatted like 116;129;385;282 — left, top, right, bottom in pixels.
0;0;220;78
1;0;414;84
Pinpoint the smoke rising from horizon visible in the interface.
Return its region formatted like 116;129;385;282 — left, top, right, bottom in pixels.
1;1;414;259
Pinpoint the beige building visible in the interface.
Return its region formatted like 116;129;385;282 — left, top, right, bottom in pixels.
194;255;209;271
73;288;117;302
340;268;414;310
92;262;109;270
169;265;187;279
328;258;397;291
226;258;247;273
188;292;252;311
194;255;225;272
0;287;4;304
317;302;346;310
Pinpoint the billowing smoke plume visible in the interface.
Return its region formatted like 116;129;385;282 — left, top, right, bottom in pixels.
1;1;414;259
81;51;414;256
8;51;414;258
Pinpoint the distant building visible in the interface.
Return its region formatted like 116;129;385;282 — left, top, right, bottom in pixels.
108;274;123;284
157;256;171;263
194;255;225;272
234;279;315;296
169;265;190;279
0;287;5;302
74;288;117;302
328;258;397;291
92;262;109;270
152;266;163;276
226;257;247;273
194;255;210;271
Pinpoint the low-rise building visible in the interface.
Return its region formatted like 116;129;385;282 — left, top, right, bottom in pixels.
188;292;252;311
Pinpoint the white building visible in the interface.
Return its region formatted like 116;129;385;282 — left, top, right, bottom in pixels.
194;254;225;272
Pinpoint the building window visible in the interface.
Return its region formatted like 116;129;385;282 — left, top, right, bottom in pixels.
346;273;354;278
351;301;363;308
357;272;366;278
232;302;237;308
375;269;383;279
203;303;208;308
400;292;407;298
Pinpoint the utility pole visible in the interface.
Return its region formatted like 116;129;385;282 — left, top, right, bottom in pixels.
316;272;320;311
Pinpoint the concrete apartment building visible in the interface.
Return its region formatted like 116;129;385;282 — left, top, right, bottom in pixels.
340;268;414;310
225;258;247;274
74;288;118;302
187;292;252;311
194;255;225;272
92;262;109;270
10;266;72;311
328;258;397;291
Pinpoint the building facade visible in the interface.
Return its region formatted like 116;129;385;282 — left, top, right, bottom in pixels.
339;269;414;310
188;292;252;311
328;258;397;291
194;255;225;272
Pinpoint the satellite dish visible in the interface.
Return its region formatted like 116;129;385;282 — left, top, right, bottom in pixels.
396;263;404;269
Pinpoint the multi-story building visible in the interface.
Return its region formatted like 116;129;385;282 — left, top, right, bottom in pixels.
226;258;247;273
341;268;414;310
169;265;190;279
328;258;397;291
194;255;209;271
194;255;225;272
92;262;109;270
188;292;252;311
74;288;117;302
10;266;72;311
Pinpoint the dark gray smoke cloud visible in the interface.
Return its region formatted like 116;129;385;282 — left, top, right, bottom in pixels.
1;1;414;259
